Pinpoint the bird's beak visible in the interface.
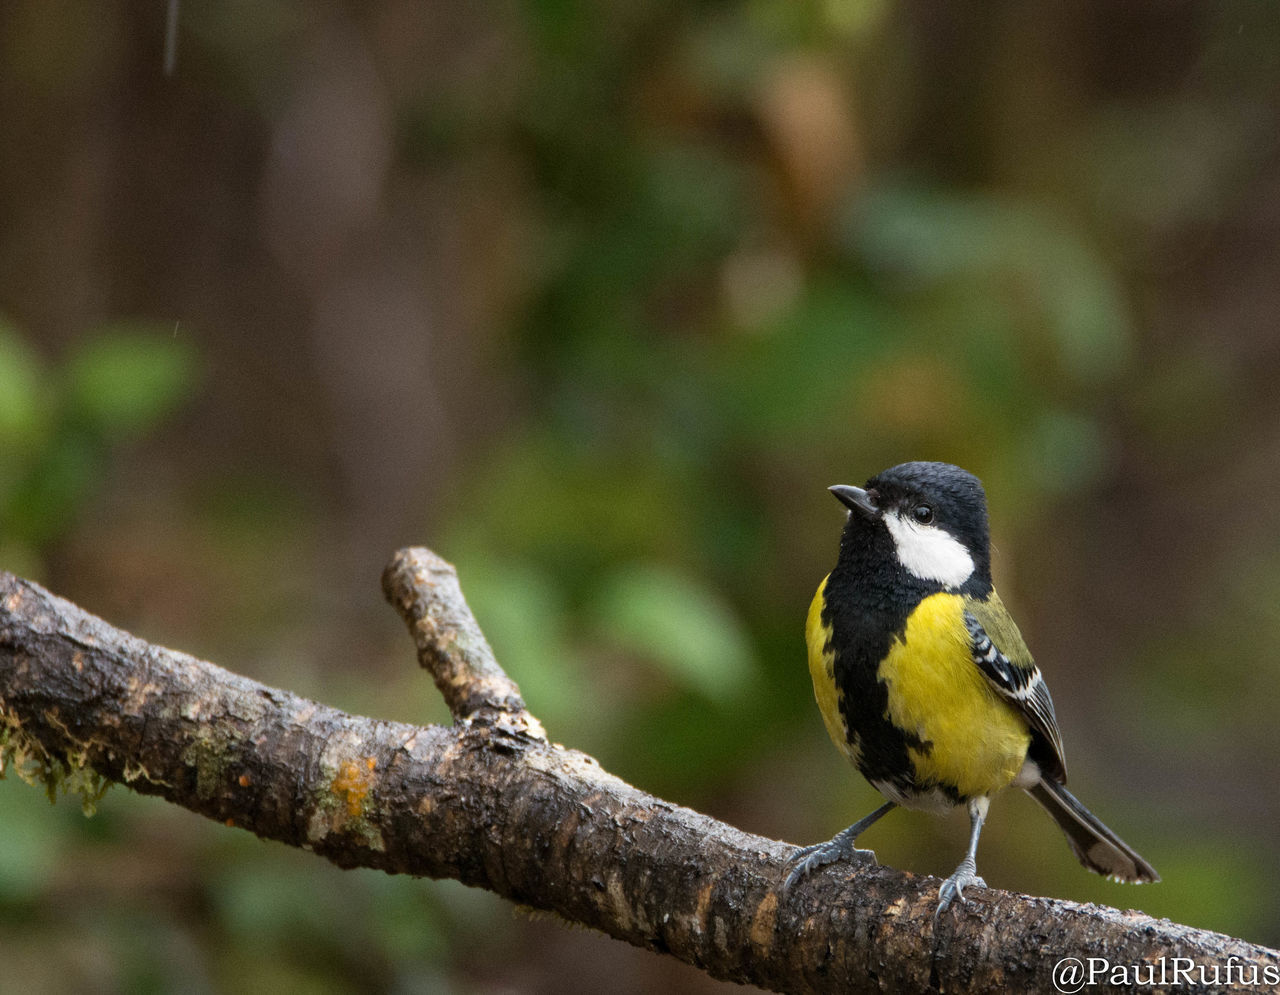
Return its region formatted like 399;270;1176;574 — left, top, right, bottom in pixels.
829;484;879;518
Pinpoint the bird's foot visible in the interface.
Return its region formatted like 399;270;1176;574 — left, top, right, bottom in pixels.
935;858;986;917
784;832;877;891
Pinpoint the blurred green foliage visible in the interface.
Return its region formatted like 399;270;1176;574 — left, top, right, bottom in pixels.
0;318;196;575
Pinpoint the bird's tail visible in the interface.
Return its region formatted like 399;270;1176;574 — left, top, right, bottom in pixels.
1027;779;1159;884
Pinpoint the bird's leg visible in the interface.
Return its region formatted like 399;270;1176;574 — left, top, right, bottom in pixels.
937;795;989;915
784;801;895;890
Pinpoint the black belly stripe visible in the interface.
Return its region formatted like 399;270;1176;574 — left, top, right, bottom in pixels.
822;565;932;794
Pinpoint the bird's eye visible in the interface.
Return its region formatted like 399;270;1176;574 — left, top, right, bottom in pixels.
911;504;934;525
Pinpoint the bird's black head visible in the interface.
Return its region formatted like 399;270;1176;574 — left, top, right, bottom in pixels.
830;461;992;594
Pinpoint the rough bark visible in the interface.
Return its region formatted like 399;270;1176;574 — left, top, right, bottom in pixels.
0;548;1274;993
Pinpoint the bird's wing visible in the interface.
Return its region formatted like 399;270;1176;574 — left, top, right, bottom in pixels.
963;594;1067;783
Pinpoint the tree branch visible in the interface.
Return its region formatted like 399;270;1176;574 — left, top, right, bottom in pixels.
0;549;1274;993
381;547;544;737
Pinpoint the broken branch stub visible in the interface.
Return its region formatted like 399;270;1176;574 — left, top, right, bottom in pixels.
381;547;545;740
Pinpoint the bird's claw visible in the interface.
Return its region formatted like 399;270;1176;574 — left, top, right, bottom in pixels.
935;870;986;917
784;838;877;891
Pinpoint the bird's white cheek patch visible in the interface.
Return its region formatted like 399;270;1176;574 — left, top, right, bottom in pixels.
882;511;975;587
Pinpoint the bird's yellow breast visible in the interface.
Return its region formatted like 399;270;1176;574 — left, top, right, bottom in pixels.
879;592;1030;799
806;580;1031;802
806;576;854;761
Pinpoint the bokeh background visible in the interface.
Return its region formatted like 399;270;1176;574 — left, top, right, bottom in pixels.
2;1;1279;991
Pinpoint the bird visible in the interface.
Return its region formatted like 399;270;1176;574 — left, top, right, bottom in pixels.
786;460;1158;913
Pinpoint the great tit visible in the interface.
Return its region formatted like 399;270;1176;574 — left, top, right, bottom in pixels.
787;461;1158;913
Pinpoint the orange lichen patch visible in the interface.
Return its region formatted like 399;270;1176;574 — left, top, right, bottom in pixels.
332;757;377;817
238;773;251;787
749;891;778;951
695;881;714;932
